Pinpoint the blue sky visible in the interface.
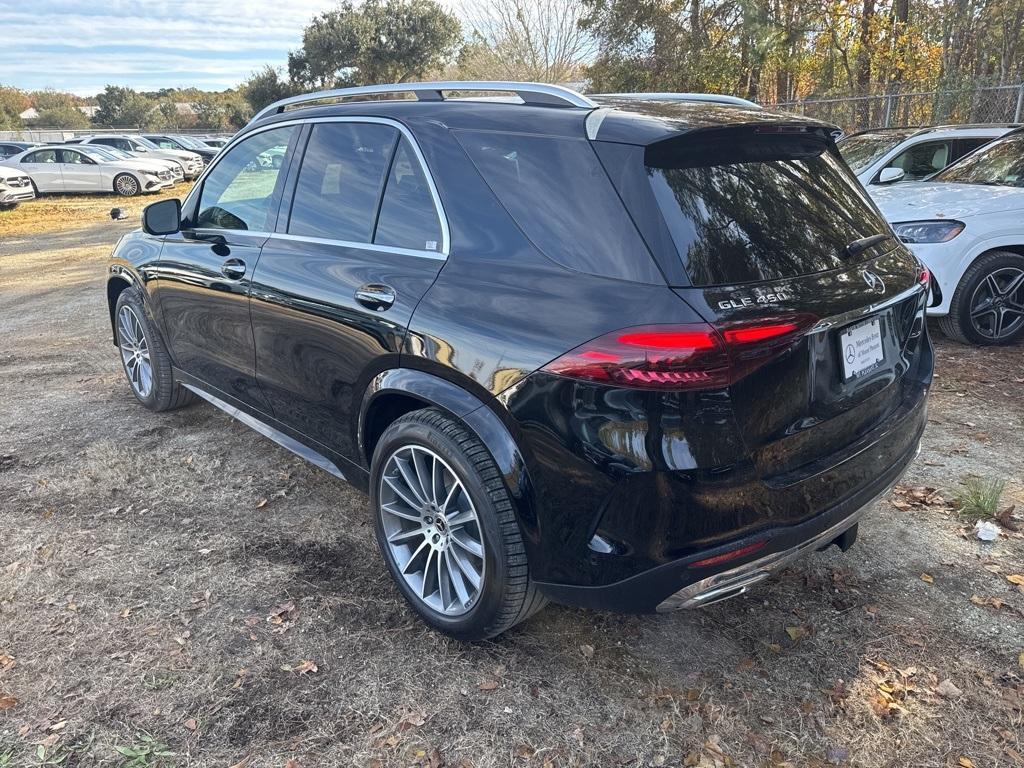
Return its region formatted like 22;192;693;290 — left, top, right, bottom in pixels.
2;0;343;95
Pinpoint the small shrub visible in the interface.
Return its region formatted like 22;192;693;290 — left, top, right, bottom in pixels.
956;476;1005;521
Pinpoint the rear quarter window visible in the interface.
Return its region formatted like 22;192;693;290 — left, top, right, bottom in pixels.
455;130;662;284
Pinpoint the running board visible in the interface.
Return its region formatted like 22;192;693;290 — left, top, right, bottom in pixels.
182;384;347;481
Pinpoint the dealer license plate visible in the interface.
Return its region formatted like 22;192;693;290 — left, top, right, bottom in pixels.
839;317;884;380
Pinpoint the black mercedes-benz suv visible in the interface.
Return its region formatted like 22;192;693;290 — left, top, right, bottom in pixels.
105;81;932;640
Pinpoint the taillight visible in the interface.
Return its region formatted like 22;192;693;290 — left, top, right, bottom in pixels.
542;323;730;391
687;540;767;569
542;318;814;391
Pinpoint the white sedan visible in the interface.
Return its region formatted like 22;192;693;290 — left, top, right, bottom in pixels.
8;146;173;196
871;128;1024;345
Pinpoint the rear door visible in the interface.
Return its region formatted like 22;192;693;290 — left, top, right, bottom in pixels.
250;118;447;462
19;148;63;192
150;124;299;412
632;126;927;479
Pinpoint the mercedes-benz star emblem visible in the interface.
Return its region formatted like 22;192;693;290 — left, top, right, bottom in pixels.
862;270;885;294
845;344;856;364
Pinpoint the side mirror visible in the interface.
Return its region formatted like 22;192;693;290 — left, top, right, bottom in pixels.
142;198;181;236
878;167;906;184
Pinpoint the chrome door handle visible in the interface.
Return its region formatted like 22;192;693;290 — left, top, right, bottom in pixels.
355;283;396;311
220;258;246;280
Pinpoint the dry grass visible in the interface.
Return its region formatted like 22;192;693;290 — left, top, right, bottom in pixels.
0;224;1022;767
0;183;192;239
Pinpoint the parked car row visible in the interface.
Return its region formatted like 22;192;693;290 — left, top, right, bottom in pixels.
0;133;231;209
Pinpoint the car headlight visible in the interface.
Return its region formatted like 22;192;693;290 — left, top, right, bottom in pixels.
892;220;965;244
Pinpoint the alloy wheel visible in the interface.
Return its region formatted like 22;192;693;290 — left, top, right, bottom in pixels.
115;175;139;196
969;266;1024;340
117;305;153;397
379;445;486;616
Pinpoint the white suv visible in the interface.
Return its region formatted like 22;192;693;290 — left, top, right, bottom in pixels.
838;125;1015;187
871;128;1024;345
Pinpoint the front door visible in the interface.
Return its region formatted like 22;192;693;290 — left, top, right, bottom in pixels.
57;148;103;191
151;124;299;412
250;120;448;462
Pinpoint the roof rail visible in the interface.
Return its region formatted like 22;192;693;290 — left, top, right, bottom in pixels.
591;92;762;110
252;81;597;122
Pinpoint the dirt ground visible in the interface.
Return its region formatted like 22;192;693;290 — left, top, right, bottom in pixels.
0;208;1022;768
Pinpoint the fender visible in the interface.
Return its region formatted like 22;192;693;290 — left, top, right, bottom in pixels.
927;232;1024;315
359;368;541;545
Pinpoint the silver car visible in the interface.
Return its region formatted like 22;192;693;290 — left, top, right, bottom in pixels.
73;134;204;179
0;164;35;210
8;146;172;196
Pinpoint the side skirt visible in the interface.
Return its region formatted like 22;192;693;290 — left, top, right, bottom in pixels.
181;382;349;482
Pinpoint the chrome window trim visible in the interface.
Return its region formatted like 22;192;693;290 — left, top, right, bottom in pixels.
181;116;450;257
269;232;445;261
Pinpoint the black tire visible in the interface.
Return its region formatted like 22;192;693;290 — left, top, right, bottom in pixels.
114;287;196;411
938;250;1024;345
0;203;16;211
370;408;547;641
113;173;141;197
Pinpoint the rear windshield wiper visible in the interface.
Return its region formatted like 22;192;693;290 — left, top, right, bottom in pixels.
846;234;892;258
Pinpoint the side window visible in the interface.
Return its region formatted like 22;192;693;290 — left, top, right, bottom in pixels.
288;122;397;241
887;140;951;180
60;150;85;164
194;126;296;232
374;137;442;252
24;149;57;164
954;138;990;161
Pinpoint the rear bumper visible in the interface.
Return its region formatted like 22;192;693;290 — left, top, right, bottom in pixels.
532;392;927;613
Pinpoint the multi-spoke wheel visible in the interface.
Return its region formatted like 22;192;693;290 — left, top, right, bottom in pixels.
113;287;196;411
967;266;1024;341
371;408;547;640
940;251;1024;345
380;445;485;616
118;305;153;398
113;173;140;197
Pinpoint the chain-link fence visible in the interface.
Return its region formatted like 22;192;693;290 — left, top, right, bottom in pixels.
770;82;1024;132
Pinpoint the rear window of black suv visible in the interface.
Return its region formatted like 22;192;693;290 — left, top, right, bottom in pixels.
646;130;893;287
456;130;663;284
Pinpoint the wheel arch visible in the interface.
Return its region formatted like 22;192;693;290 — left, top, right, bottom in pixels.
359;368;541;544
106;275;133;344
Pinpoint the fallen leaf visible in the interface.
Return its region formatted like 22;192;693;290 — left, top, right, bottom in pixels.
227;757;251;768
0;653;14;671
284;760;301;768
579;644;594;659
1007;574;1024;586
920;573;934;584
1018;651;1024;670
256;498;268;509
936;679;963;698
996;505;1019;531
785;626;807;641
515;744;536;759
970;594;1004;610
959;758;975;768
478;679;499;690
293;659;318;675
0;695;16;710
183;718;198;731
398;711;426;730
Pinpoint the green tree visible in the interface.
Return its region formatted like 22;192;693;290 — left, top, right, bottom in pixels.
31;90;90;129
0;86;29;130
242;66;296;112
94;85;155;128
288;0;461;87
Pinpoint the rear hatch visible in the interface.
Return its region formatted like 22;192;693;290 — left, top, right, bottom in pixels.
602;122;929;481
